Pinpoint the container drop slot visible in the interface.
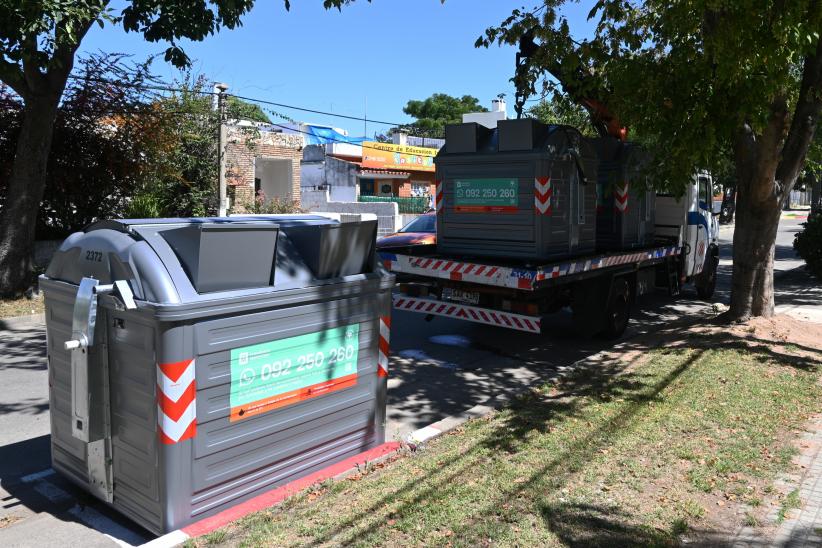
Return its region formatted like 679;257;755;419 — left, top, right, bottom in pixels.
161;223;279;293
445;123;493;154
497;118;550;152
284;220;377;279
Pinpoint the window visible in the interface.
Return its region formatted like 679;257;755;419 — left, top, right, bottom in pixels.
411;182;431;197
399;214;436;233
360;179;375;196
698;176;711;208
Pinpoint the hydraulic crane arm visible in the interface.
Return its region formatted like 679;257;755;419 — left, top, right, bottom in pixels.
515;31;627;141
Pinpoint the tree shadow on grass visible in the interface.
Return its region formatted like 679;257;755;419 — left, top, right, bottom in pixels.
273;347;705;547
247;322;819;548
539;501;674;547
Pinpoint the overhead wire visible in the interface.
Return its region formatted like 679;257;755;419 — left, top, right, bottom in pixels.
67;74;408;127
65;74;440;157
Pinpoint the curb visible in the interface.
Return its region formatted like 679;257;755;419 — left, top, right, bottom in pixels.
0;312;46;330
141;441;402;547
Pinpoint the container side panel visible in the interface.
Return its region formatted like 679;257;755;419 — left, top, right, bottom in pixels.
183;287;389;517
437;159;540;260
109;312;162;527
45;289;90;481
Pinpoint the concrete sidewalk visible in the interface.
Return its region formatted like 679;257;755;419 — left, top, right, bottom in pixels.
774;268;822;325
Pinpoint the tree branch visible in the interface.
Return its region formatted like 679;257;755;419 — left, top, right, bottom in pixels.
0;58;26;97
20;33;49;94
733;122;757;190
48;12;102;89
776;35;822;200
746;96;789;204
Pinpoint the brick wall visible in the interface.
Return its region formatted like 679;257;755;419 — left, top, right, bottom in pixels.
225;126;304;209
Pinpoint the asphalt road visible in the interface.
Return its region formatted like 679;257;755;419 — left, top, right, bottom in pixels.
0;216;812;546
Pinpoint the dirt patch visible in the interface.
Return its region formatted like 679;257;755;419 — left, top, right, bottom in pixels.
726;314;822;352
0;514;22;529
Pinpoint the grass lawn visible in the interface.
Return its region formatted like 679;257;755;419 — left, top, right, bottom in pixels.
194;329;822;547
0;295;44;318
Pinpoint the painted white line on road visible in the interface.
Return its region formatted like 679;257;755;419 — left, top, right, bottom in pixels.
429;334;472;348
69;504;147;548
20;468;55;483
32;478;72;503
137;530;189;548
397;349;458;370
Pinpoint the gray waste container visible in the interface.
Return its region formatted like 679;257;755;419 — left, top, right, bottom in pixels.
40;216;393;535
436;119;598;261
592;137;656;250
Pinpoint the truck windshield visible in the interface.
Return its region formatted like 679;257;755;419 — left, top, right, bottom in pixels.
400;215;436;233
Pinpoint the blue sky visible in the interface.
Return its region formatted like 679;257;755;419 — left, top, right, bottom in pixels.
80;1;595;135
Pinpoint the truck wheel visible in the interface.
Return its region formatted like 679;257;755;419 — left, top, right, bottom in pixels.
602;277;631;339
572;279;607;337
696;253;718;300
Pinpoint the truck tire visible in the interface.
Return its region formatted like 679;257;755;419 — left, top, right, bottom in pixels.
602;277;631;339
696;250;718;300
572;279;608;337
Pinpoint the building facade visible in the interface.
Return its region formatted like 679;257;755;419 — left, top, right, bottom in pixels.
224;123;305;209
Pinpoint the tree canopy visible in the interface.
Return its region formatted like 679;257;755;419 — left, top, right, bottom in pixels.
0;0;356;297
397;93;488;137
480;1;822;319
479;1;822;194
526;94;595;136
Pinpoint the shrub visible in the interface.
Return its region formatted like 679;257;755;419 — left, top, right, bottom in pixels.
239;190;303;215
125;193;164;219
794;211;822;279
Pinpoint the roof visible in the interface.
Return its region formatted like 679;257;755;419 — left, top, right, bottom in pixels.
328;156;412;179
358;169;410;179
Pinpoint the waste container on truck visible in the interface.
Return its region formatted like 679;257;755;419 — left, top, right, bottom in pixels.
436;119;598;262
40;216;393;535
592;137;656;250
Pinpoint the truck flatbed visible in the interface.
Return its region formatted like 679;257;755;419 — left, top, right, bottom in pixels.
379;244;681;292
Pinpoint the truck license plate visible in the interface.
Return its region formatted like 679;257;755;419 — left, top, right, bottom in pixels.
442;288;480;305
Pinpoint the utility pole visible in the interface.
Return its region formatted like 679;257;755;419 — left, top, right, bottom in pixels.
215;83;229;217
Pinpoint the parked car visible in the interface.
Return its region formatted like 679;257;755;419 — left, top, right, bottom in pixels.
376;211;436;251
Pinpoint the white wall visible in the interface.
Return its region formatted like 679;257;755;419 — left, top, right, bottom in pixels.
255;158;293;200
463;110;507;129
299;188;401;236
330;186;356;202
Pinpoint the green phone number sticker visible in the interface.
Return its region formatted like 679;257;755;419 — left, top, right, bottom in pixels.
229;324;360;421
453;178;518;212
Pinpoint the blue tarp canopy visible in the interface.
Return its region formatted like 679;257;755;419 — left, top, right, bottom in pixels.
302;125;368;146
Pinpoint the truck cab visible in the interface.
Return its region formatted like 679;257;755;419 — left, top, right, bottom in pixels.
655;172;720;298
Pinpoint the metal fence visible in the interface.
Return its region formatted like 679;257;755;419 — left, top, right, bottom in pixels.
358;195;431;214
789;190;812;208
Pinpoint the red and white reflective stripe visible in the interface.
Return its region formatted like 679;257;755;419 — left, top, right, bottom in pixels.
534;177;552;215
615;182;629;213
157;359;196;444
393;296;541;334
435;180;444;214
377;316;390;378
385;246;681;291
408;256;503;284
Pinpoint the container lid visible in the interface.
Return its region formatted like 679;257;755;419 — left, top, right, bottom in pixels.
44;216;387;306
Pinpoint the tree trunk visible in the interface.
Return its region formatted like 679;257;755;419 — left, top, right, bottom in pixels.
0;92;62;297
728;182;782;320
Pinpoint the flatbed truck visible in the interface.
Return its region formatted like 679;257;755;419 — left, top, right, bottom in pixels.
380;175;720;339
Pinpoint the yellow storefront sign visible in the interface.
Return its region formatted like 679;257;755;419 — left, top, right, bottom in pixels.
361;141;437;172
